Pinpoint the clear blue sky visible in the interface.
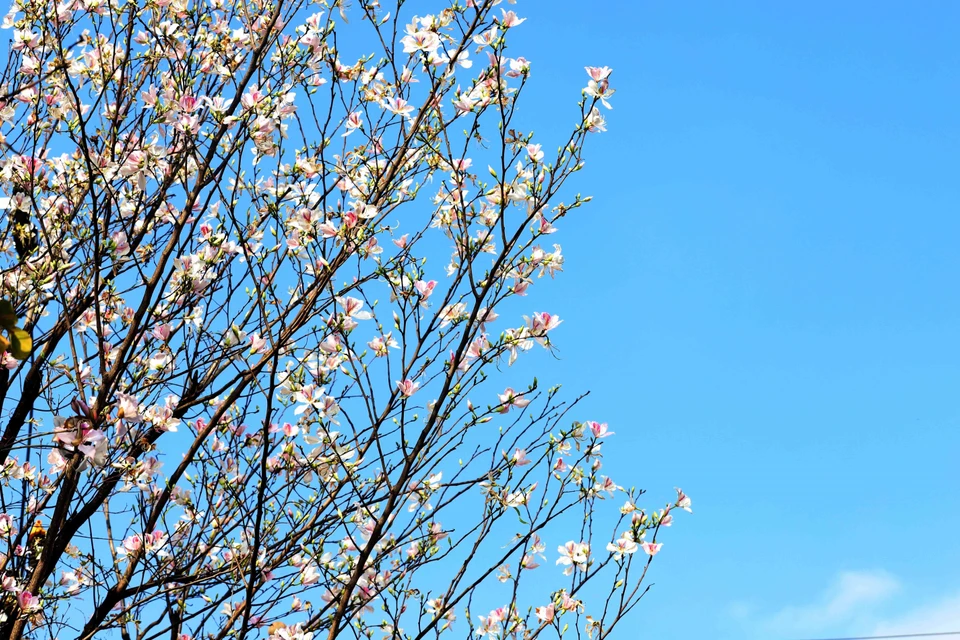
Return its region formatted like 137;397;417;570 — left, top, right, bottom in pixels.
510;2;960;638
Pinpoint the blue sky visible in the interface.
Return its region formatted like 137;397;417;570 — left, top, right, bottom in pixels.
508;2;960;638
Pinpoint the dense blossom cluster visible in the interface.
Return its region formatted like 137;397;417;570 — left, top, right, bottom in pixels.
0;0;688;638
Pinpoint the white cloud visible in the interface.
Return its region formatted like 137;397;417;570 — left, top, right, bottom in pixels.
872;592;960;635
735;570;960;640
762;570;900;635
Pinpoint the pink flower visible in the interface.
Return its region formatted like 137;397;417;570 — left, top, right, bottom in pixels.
640;541;662;556
414;279;436;302
453;94;477;114
300;563;321;585
587;421;614;438
499;9;526;28
318;221;338;238
513;280;530;296
497;388;531;413
1;352;17;369
508;448;530;466
556;541;589;575
249;333;267;353
401;29;441;55
319;335;341;354
537;216;557;235
585;66;613;82
525;312;561;343
342;111;363;137
384;97;414;119
396;379;419;398
478;606;508;635
17;591;39;611
115;392;142;423
337;296;372;320
241;87;264;111
179;94;198;112
368;333;399;357
560;592;582;612
585;107;607;133
53;417;107;466
429;521;447;542
151;324;172;341
526;143;544;162
47;448;66;474
0;514;13;537
585;75;616;109
535;603;555;623
606;534;638;559
676;487;692;512
145;530;168;552
472;26;498;47
439;303;466;327
121;534;143;556
293;384;329;416
141;86;158;107
111;231;130;255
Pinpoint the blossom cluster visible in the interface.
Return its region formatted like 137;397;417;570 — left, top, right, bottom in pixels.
0;0;690;639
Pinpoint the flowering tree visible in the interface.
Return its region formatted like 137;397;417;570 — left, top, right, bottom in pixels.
0;0;690;638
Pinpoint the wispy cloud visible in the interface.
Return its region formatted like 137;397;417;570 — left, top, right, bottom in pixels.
764;570;900;635
733;570;960;640
872;592;960;636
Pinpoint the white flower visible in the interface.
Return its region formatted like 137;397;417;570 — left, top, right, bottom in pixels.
556;541;589;575
606;533;638;559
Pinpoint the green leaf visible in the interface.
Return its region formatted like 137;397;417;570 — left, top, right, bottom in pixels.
0;300;16;330
9;328;31;359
